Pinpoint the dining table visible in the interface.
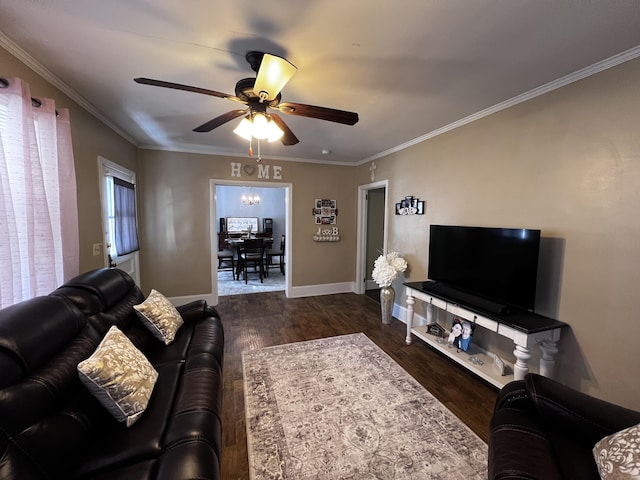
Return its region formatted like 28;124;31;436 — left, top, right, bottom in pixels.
225;236;273;280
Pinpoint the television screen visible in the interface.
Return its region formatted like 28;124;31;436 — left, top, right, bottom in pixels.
428;225;541;312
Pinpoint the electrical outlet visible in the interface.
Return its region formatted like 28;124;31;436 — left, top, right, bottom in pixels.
92;243;102;256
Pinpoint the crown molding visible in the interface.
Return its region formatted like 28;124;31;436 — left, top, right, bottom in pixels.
0;31;137;145
359;44;640;165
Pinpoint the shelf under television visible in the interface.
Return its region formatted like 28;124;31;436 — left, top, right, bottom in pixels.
411;325;514;389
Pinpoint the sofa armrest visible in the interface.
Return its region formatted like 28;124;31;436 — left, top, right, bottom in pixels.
526;374;640;442
489;379;564;480
524;374;640;480
177;300;221;324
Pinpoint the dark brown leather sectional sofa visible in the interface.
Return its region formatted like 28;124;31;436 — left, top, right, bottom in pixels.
0;268;224;480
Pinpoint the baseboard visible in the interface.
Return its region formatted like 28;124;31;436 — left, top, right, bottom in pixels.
394;303;428;326
365;279;378;290
288;281;355;298
169;282;356;305
168;293;216;307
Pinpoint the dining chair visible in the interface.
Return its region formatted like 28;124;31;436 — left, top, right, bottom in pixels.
239;238;266;284
217;247;236;280
266;234;285;276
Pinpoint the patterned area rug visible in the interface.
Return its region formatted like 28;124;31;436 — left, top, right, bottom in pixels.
217;270;284;296
242;333;488;479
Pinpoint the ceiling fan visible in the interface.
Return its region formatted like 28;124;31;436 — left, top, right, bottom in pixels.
134;51;359;148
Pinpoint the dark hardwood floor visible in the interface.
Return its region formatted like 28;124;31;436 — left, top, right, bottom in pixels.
216;291;498;480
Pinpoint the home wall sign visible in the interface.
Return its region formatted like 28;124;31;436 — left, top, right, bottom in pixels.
395;196;425;215
312;199;338;225
230;162;283;179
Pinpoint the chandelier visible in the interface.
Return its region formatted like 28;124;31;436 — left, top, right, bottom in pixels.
242;190;260;206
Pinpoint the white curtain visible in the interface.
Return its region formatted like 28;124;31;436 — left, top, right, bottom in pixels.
0;77;79;308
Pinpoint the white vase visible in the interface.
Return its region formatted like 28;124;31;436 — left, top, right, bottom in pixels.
380;286;395;324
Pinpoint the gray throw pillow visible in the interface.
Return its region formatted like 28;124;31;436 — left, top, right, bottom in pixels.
78;325;158;427
133;288;184;345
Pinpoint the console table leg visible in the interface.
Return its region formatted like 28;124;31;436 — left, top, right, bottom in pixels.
405;294;415;345
513;345;531;381
539;340;559;378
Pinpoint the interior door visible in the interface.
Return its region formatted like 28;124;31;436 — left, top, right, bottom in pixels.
365;187;386;292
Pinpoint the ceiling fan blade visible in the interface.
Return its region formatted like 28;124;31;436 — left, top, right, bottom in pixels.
193;109;247;133
270;114;299;146
276;102;359;125
253;54;297;102
134;77;245;103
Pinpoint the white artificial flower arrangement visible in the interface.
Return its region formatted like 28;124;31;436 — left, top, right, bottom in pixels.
372;251;408;288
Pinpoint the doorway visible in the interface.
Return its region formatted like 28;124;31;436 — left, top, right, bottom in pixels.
355;180;388;296
210;180;292;303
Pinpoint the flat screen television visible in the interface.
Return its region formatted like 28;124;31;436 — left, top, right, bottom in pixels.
428;225;541;312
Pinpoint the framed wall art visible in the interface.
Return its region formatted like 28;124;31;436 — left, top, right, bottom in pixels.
312;199;338;225
395;196;425;215
226;217;259;233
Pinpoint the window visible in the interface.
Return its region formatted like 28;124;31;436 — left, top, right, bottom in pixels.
0;77;78;308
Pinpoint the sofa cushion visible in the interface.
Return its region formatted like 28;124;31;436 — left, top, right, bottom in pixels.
78;325;158;427
593;422;640;479
134;289;183;345
0;295;87;388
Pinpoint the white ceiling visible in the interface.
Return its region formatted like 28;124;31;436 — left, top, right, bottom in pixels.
1;0;640;165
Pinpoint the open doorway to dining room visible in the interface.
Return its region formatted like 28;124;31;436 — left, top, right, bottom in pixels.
210;180;291;301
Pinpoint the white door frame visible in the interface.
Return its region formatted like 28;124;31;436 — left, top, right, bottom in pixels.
355;180;389;294
209;179;292;305
97;156;141;286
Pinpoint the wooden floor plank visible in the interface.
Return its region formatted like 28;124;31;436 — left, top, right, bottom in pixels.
216;291;498;480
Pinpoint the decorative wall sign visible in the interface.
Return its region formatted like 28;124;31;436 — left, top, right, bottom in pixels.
312;199;338;224
313;226;340;242
395;195;425;215
230;162;283;179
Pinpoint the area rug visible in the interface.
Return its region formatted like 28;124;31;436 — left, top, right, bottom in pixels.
217;270;284;296
242;333;487;479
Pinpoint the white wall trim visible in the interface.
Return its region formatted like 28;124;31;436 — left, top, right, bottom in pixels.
288;282;355;298
0;31;137;145
355;180;389;295
168;293;216;308
394;302;428;327
209;178;292;305
359;44;640;165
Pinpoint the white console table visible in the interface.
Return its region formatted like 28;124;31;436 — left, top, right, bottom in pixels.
404;281;567;388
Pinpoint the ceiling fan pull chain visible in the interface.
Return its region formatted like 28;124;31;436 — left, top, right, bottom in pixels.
249;137;253;157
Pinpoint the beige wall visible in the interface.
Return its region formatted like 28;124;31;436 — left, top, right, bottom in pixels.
136;150;357;296
355;57;640;410
1;46;138;273
5;43;639;409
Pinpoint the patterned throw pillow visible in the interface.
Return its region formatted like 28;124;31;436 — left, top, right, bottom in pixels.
133;289;184;345
78;326;158;427
593;422;640;479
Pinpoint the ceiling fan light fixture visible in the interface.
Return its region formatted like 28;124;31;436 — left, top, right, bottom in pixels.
251;113;269;139
266;119;284;143
253;53;297;102
233;117;253;141
233;113;284;144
